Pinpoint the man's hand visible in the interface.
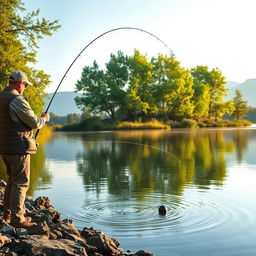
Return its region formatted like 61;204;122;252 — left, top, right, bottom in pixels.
41;112;50;122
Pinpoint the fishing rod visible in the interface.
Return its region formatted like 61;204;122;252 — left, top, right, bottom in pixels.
35;27;173;139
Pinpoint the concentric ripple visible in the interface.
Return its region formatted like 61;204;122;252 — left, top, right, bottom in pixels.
63;192;254;239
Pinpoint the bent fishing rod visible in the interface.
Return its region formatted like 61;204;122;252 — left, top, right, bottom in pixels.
35;26;173;139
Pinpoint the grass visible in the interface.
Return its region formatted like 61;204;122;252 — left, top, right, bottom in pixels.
54;118;252;132
116;120;170;130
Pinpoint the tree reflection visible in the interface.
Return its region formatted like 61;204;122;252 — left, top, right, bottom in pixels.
76;129;255;198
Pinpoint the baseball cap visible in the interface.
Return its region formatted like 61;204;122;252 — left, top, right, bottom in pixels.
9;70;33;86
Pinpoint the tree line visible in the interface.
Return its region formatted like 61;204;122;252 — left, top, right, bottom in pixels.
74;50;248;122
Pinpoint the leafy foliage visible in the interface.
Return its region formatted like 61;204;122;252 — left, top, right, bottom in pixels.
75;52;128;121
75;51;241;123
0;0;60;115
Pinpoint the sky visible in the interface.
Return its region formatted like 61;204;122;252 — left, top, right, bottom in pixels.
23;0;256;93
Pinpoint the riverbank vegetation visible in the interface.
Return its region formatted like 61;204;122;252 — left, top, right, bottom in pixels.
56;50;251;131
55;117;251;131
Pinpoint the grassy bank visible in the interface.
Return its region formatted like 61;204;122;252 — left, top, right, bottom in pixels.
169;119;252;128
115;120;170;130
54;117;252;132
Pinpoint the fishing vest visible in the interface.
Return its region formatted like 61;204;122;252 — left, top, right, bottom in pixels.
0;86;34;154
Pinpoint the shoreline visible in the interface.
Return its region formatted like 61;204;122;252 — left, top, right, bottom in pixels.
0;180;154;256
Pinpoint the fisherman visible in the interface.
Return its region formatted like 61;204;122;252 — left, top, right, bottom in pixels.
0;70;50;228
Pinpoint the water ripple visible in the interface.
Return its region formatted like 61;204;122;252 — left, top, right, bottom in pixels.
63;193;254;240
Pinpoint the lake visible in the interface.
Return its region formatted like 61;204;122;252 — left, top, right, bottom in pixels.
31;128;256;256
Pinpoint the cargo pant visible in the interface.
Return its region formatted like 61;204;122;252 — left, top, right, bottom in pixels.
1;154;30;223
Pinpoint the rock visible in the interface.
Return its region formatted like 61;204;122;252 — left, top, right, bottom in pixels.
0;235;11;247
34;196;51;210
0;222;16;236
81;227;121;255
49;219;81;240
0;247;18;256
15;228;28;237
86;233;121;255
134;250;155;256
0;180;154;256
158;205;168;215
81;227;101;239
27;221;51;237
20;235;88;256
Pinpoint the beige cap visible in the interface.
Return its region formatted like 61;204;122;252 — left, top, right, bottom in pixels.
9;70;33;86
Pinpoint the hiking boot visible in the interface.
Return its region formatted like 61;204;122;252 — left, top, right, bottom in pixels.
11;220;36;229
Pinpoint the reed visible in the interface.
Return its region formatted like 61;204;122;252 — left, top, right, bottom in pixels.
116;120;170;130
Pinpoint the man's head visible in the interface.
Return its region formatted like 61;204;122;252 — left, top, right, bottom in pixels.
9;70;33;94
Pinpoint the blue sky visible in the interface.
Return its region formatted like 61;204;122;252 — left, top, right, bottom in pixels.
23;0;256;92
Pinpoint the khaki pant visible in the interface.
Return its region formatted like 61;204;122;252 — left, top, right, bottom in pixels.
1;154;30;223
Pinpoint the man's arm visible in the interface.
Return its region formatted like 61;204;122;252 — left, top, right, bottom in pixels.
9;96;48;129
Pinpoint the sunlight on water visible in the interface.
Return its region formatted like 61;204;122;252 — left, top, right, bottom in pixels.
33;129;256;256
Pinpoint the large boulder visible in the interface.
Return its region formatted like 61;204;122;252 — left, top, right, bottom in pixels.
81;227;121;255
20;235;88;256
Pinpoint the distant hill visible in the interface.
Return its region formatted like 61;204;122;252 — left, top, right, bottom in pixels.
225;79;256;106
44;91;82;116
44;79;256;116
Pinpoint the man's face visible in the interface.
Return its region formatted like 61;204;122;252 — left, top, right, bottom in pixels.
17;81;27;94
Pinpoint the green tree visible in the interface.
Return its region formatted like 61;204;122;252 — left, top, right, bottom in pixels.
0;0;60;114
191;66;227;118
75;52;128;121
124;50;155;120
48;112;67;125
67;113;81;124
151;54;194;120
232;89;248;120
191;68;210;119
212;100;234;120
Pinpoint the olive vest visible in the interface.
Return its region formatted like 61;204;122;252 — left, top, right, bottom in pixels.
0;86;34;154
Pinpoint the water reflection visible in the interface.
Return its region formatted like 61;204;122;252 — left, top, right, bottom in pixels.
73;128;255;197
1;128;255;197
1;128;256;254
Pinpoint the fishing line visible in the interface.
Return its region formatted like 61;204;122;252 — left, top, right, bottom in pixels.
35;27;172;139
52;134;181;164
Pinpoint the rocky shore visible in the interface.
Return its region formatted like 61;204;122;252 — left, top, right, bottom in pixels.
0;180;154;256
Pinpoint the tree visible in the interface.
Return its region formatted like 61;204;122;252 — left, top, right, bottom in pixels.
125;50;154;120
212;100;234;120
0;0;60;114
232;89;248;120
151;54;194;120
191;66;227;118
48;112;67;125
67;113;81;124
75;52;128;121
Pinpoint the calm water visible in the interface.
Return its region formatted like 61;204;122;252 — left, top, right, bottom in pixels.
31;128;256;256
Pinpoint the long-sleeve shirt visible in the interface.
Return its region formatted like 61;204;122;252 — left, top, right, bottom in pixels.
9;94;45;130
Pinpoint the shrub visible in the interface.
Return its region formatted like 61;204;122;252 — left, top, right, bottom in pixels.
80;117;104;131
181;119;198;128
116;119;170;130
232;120;252;127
